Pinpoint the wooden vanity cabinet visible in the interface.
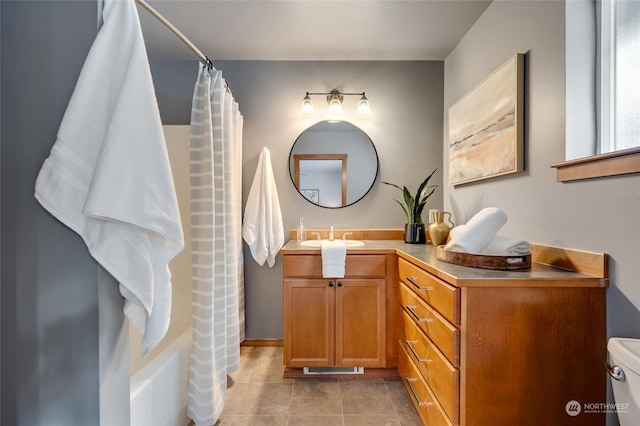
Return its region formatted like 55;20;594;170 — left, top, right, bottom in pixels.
283;253;396;369
397;250;608;426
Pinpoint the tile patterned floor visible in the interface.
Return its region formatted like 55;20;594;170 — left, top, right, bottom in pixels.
212;346;423;426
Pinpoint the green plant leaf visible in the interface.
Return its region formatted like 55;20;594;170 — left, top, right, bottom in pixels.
393;199;410;222
402;187;414;221
415;187;436;219
381;181;403;191
412;169;437;222
381;170;438;224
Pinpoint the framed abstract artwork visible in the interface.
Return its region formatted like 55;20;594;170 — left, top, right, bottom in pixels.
448;54;524;185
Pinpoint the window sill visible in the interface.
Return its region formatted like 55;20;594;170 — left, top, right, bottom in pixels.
551;147;640;182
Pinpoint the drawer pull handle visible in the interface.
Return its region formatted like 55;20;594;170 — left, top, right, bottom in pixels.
406;340;432;364
406;305;434;323
405;377;433;407
407;276;433;291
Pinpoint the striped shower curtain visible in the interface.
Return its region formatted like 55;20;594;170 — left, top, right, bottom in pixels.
188;65;245;425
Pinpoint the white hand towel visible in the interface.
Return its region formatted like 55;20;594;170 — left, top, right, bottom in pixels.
34;0;184;355
242;147;284;267
444;207;507;254
321;240;347;278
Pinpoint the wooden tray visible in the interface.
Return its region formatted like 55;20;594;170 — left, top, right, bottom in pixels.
436;246;531;270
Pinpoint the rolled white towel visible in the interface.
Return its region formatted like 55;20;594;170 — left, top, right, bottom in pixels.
481;235;531;256
444;207;507;254
448;224;464;241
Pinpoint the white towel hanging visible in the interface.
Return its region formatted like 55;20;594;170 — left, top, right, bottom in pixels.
321;240;347;278
242;147;284;267
34;0;184;355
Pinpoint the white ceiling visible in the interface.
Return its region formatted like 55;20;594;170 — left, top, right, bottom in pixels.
137;0;492;61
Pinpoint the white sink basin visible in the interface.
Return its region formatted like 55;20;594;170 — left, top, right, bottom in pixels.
300;239;365;248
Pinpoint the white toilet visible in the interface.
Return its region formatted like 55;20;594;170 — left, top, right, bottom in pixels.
608;338;640;425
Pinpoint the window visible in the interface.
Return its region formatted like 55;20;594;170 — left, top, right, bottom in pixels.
599;0;640;153
553;0;640;182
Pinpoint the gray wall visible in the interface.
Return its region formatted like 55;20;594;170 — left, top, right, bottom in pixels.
444;1;639;423
152;60;444;338
1;2;128;425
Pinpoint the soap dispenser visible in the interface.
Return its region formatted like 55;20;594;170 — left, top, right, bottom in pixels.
297;218;306;242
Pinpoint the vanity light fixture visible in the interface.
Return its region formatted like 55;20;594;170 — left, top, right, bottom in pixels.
326;90;344;122
300;93;314;115
356;93;372;118
300;89;372;119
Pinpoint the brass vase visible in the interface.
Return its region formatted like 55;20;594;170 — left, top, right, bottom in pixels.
428;211;454;246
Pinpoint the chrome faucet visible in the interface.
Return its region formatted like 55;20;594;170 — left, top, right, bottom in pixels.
310;232;322;240
342;232;353;241
329;226;334;241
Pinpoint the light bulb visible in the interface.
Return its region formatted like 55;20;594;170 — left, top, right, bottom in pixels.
328;98;343;115
356;94;372;118
327;95;344;122
300;93;314;116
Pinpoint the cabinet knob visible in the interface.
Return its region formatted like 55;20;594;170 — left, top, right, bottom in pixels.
328;281;334;287
337;281;343;287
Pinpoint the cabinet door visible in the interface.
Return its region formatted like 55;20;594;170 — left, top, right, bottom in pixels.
335;279;386;367
283;279;335;367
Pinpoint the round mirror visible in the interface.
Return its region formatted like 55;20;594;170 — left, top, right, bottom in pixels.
289;121;378;208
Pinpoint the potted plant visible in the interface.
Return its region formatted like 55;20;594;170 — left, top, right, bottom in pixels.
382;169;438;244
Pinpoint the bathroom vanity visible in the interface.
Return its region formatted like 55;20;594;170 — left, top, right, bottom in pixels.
283;248;401;369
281;232;608;425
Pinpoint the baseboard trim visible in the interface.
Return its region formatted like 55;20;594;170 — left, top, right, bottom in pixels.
241;339;283;347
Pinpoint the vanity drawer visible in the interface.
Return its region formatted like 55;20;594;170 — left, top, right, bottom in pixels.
400;283;459;366
399;342;455;426
400;309;459;422
399;258;460;325
284;254;386;278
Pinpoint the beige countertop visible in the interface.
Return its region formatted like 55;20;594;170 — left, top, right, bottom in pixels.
281;240;608;288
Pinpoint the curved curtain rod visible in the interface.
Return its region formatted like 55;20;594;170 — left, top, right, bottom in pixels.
135;0;213;70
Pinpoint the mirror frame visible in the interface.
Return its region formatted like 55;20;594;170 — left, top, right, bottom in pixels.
289;121;379;209
293;154;347;207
